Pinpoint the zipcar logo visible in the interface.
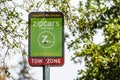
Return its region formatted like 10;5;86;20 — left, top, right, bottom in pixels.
38;31;55;48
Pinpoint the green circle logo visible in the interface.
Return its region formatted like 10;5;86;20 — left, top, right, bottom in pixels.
38;31;55;48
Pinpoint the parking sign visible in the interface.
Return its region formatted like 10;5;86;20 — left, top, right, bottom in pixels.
28;12;64;66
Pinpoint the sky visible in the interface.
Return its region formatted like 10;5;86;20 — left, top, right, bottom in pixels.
4;0;104;80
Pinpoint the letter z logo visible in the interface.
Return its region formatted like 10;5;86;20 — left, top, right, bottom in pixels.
38;31;55;48
42;35;48;44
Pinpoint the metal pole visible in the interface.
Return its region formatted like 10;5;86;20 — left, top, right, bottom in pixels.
43;65;50;80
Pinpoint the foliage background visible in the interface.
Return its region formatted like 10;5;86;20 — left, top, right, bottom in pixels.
0;0;120;80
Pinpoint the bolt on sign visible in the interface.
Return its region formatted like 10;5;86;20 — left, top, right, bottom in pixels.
28;12;64;66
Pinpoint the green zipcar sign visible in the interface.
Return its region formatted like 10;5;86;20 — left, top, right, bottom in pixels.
28;12;64;66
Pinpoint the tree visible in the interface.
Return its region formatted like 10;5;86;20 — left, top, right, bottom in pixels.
0;0;67;79
0;0;36;79
1;0;120;80
45;0;120;80
0;0;28;79
49;0;120;80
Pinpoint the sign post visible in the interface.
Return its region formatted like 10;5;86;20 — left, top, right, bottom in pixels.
43;65;50;80
28;12;64;80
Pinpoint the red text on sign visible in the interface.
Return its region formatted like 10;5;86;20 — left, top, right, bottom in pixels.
28;58;64;66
